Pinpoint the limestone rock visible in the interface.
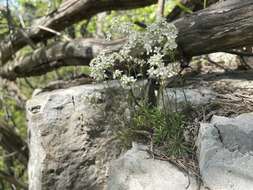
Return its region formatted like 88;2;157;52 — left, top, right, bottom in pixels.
26;82;128;190
197;113;253;190
107;143;200;190
209;52;238;67
162;87;216;109
26;79;218;190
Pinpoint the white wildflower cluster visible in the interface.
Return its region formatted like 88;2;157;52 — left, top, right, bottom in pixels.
144;18;178;55
145;46;178;80
148;62;178;81
90;18;179;88
120;75;137;89
148;48;164;66
120;31;141;55
118;18;178;56
109;18;135;36
113;70;123;79
147;48;178;80
86;92;103;104
90;52;123;81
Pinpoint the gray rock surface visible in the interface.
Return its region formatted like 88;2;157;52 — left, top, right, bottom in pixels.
107;143;200;190
27;78;232;190
26;82;129;190
26;80;218;190
197;113;253;190
162;87;216;110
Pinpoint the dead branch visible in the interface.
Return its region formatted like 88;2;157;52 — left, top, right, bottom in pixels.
1;0;253;80
0;38;125;80
0;120;28;166
0;170;28;190
0;0;157;65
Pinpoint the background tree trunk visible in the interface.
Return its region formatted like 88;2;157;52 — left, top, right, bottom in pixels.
1;0;253;79
175;0;253;57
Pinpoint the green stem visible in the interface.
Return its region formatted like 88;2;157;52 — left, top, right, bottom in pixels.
204;0;207;8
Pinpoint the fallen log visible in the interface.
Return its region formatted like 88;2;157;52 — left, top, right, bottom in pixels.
1;0;253;79
0;0;157;65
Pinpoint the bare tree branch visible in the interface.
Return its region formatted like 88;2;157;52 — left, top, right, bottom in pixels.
0;0;157;65
0;38;125;80
0;78;27;107
0;120;28;166
1;0;253;80
0;170;28;190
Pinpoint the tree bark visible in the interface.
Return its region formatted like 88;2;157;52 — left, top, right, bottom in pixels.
0;0;157;65
1;0;253;79
0;38;125;80
174;0;253;57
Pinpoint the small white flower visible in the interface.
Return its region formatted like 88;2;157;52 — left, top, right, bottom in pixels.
120;75;136;88
106;32;112;41
90;18;179;84
144;43;153;55
148;52;164;66
147;63;178;80
113;70;122;79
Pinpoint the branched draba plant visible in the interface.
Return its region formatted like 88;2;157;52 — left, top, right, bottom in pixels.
90;19;191;158
90;18;179;88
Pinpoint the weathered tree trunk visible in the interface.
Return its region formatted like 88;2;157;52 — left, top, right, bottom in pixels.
1;0;253;80
174;0;253;57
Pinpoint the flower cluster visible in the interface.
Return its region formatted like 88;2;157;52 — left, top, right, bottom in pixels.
90;18;179;88
90;52;123;81
147;48;178;81
147;63;177;81
144;18;178;55
120;75;137;89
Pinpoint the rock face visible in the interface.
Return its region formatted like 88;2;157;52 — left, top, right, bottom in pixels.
28;79;253;190
107;143;200;190
163;87;216;108
197;113;253;190
26;81;218;190
26;82;128;190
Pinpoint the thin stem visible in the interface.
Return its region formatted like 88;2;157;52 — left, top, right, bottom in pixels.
157;0;165;19
204;0;207;8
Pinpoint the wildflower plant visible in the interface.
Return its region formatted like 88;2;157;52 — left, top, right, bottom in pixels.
90;18;179;88
90;18;193;158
